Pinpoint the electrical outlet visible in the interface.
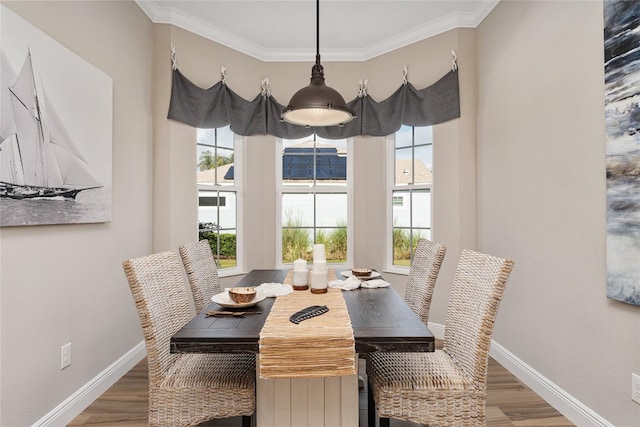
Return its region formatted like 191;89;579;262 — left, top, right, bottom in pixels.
632;373;640;404
60;343;71;370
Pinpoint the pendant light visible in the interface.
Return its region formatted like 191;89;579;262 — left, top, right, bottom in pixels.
281;0;356;127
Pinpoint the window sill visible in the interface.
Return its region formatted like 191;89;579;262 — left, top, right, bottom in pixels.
218;269;248;279
382;267;409;276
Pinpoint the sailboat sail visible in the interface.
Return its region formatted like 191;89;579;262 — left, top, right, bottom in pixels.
0;135;24;185
0;53;19;183
42;88;100;188
0;50;102;199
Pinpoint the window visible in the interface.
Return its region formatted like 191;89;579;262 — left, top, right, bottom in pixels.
277;134;352;267
388;125;433;269
196;126;242;273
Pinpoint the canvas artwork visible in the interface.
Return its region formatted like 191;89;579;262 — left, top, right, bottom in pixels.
0;6;112;226
604;0;640;306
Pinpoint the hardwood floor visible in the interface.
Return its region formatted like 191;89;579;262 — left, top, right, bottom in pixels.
70;344;575;427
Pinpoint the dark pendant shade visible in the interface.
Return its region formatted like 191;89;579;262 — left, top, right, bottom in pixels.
281;0;356;127
282;57;355;127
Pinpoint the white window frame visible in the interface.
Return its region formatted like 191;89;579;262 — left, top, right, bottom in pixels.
196;130;244;277
385;127;433;275
275;137;354;270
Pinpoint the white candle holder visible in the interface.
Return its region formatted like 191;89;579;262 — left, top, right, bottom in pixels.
310;270;328;294
292;269;309;290
313;260;326;273
292;258;309;290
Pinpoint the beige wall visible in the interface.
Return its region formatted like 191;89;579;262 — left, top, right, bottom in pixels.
1;1;638;426
0;1;154;425
477;1;639;425
156;25;478;301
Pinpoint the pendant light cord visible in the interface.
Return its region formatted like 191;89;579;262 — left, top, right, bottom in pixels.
316;0;320;59
281;0;356;125
313;0;322;73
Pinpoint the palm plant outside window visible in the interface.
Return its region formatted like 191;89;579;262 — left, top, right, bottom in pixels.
196;126;240;270
390;125;433;267
277;134;351;266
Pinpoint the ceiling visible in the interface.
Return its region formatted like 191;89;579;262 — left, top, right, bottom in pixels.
135;0;499;62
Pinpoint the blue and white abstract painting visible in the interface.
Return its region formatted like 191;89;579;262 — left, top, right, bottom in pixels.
604;0;640;306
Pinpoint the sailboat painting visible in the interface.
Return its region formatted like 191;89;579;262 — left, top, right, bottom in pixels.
0;6;112;226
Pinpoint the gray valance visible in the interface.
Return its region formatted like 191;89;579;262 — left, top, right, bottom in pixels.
167;68;460;139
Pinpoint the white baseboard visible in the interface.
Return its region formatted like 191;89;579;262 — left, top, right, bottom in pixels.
427;322;613;427
34;326;615;427
32;341;146;427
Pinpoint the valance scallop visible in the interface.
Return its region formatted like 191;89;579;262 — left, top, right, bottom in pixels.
167;67;460;139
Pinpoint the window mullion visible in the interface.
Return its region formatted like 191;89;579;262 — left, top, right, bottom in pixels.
313;193;317;244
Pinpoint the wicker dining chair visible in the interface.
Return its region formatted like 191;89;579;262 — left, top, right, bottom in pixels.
179;240;222;313
367;249;515;427
404;238;446;324
123;251;255;427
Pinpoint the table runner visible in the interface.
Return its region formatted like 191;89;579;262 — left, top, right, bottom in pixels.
258;269;356;379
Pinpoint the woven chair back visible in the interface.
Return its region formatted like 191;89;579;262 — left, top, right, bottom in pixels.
179;240;221;313
404;239;446;324
123;251;192;386
442;248;514;388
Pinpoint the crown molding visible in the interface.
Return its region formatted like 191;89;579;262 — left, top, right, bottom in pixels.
360;9;480;61
136;0;267;59
136;0;500;62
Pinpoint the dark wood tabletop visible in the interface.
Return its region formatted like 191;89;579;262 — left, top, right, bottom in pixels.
170;269;434;355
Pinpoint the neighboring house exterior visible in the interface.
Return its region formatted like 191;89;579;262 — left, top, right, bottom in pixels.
197;163;236;229
197;154;432;231
392;158;432;233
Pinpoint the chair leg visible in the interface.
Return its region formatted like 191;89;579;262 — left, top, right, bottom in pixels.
242;414;253;427
367;378;376;427
367;379;390;427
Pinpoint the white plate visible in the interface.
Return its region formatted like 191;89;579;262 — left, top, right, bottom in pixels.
341;270;381;280
211;291;266;309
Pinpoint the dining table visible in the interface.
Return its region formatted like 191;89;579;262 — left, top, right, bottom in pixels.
170;269;435;427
